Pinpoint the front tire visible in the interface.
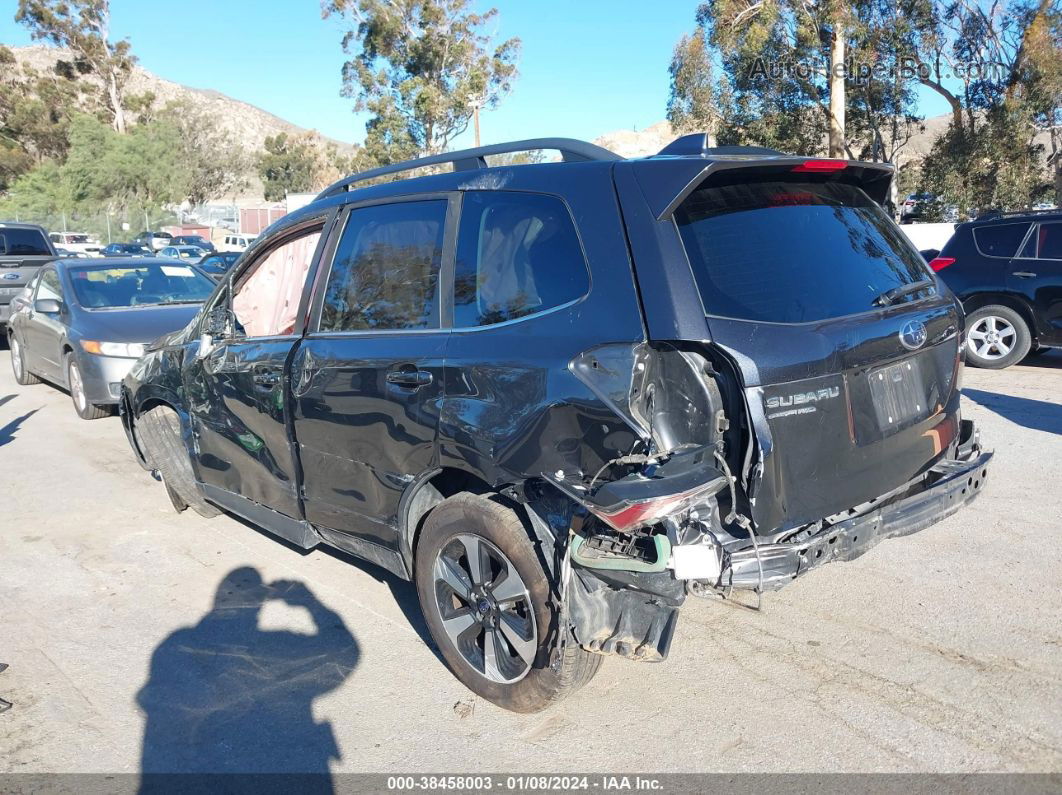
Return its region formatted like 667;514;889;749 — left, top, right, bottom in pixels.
10;334;41;385
965;305;1031;369
415;492;601;713
137;405;219;518
65;353;111;419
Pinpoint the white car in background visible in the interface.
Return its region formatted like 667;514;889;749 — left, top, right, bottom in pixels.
220;234;257;252
48;232;102;257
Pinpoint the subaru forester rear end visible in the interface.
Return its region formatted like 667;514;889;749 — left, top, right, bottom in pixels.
122;134;990;712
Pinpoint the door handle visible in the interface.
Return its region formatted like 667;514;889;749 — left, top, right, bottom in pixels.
1013;271;1037;278
252;367;281;386
387;369;433;388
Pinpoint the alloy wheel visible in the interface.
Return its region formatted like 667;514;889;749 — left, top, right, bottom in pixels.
11;338;22;378
968;316;1016;361
69;362;87;412
432;533;538;684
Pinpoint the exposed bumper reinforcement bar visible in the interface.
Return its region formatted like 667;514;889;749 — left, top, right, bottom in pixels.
727;450;993;591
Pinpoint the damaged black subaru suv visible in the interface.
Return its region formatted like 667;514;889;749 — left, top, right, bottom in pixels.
120;135;991;712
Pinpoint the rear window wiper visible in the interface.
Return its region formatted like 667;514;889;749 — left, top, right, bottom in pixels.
873;279;935;307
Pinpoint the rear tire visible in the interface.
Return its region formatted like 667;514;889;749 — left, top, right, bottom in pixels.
65;353;111;419
964;305;1031;370
9;334;41;385
137;405;219;518
414;492;601;713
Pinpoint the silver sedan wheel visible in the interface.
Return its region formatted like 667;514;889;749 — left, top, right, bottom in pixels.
68;361;87;412
432;534;538;684
968;316;1016;360
11;338;23;378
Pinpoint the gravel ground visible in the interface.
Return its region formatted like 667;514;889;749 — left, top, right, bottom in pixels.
0;347;1060;775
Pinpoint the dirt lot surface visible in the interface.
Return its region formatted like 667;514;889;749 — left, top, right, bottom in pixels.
1;348;1060;775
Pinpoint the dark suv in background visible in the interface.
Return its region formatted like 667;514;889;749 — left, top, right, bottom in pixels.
930;209;1062;368
0;222;58;333
120;136;991;712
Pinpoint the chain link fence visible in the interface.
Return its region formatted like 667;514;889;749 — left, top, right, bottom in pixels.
4;208;181;247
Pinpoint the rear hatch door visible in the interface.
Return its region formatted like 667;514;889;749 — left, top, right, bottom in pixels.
623;162;962;533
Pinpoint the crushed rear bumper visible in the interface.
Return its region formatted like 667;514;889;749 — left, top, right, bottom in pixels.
727;445;992;591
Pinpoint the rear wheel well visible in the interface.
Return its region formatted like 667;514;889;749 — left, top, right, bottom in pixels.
401;468;500;575
961;294;1038;341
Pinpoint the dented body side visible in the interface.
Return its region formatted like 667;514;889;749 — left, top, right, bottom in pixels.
120;151;992;668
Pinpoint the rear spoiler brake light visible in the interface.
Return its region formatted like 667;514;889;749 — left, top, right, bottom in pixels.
792;159;847;173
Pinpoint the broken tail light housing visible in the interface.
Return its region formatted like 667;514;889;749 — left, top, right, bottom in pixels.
928;256;956;272
792;159;848;173
588;478;725;533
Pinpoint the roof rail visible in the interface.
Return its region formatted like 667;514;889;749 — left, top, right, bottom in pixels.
656;133;782;158
316;137;621;200
974;207;1059;221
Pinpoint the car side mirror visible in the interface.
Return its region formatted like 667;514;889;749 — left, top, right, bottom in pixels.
197;307;238;360
34;298;62;314
204;306;235;337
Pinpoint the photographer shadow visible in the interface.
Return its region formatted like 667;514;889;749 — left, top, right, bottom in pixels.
137;567;359;788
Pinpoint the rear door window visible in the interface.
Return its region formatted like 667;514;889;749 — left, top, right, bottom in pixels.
453;191;590;328
973;223;1031;258
319;200;446;332
675;182;931;324
0;227;51;256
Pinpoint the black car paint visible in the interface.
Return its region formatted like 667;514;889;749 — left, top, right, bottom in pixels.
936;211;1062;347
121;149;989;663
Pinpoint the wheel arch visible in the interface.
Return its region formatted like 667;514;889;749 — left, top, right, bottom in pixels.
398;467;495;576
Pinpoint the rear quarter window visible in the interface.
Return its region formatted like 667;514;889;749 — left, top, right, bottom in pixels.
973;223;1030;258
1034;222;1062;259
675;182;931;324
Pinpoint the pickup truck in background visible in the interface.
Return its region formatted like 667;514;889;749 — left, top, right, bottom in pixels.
48;232;102;257
0;222;59;332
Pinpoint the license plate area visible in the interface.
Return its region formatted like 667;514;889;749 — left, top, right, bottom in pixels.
869;358;928;431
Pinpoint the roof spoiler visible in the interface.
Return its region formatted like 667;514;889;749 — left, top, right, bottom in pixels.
631;153;896;220
656;133;782;158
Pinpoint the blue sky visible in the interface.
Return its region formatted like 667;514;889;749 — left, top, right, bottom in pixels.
0;0;951;148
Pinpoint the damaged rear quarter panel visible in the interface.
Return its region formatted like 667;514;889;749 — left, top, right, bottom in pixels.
438;164;647;492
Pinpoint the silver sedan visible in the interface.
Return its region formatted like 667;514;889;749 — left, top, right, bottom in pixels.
6;258;215;419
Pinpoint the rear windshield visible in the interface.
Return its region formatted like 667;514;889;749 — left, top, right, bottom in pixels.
69;263;215;308
675;182;931;323
0;227;51;256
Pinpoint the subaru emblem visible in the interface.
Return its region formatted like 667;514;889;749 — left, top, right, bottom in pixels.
1;273;19;281
899;319;928;351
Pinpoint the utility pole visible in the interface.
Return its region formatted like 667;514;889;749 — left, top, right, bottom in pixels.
468;94;483;147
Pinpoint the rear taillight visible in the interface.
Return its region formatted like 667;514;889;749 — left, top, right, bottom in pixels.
588;479;722;533
928;256;955;272
792;159;847;173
